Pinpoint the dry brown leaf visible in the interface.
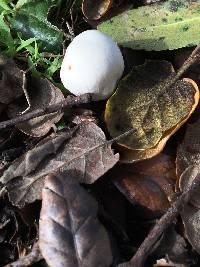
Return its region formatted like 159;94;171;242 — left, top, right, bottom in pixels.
176;118;200;254
39;172;113;267
177;119;200;208
181;204;200;255
153;227;189;267
82;0;113;20
112;154;175;218
7;76;64;137
0;122;119;207
0;54;23;105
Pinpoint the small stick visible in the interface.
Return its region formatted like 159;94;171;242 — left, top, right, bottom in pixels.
0;93;92;129
4;242;43;267
118;167;200;267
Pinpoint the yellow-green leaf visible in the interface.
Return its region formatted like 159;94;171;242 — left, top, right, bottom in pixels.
105;61;199;153
98;0;200;51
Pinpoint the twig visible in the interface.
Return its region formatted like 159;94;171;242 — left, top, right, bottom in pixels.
118;167;200;267
176;44;200;78
0;93;92;129
4;242;43;267
155;44;200;98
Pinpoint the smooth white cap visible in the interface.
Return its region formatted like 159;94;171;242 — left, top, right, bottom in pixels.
60;30;124;100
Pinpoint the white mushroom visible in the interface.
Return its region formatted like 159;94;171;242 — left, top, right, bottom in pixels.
60;30;124;100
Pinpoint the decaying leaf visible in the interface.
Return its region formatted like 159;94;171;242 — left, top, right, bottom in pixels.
177;119;200;253
105;60;199;162
181;204;200;255
82;0;113;20
7;76;64;137
153;227;189;266
130;153;177;181
9;0;63;52
98;0;200;51
39;172;113;267
0;122;119;207
0;54;23;105
112;153;175;217
177;120;200;208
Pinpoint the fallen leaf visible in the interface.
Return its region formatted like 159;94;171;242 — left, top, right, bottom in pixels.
117;137;171;163
129;153;177;181
177;120;200;208
181;204;200;255
39;171;113;267
105;60;199;161
82;0;113;20
98;0;200;51
112;154;175;217
0;54;23;105
7;76;64;137
177;119;200;253
0;122;119;207
153;226;189;266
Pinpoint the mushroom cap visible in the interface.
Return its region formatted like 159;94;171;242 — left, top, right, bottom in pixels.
60;30;124;100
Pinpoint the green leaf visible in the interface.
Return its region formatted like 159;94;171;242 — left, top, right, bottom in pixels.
0;0;11;11
98;0;200;51
45;56;62;80
16;37;36;52
56;121;66;131
15;0;32;9
10;0;63;52
0;12;14;54
27;56;42;77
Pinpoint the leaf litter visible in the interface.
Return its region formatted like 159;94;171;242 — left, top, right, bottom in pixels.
0;122;119;207
1;0;200;267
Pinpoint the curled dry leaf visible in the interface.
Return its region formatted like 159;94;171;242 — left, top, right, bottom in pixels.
0;54;23;105
177;119;200;253
0;122;118;207
105;60;199;162
7;76;64;137
112;153;175;218
82;0;113;20
39;172;113;267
